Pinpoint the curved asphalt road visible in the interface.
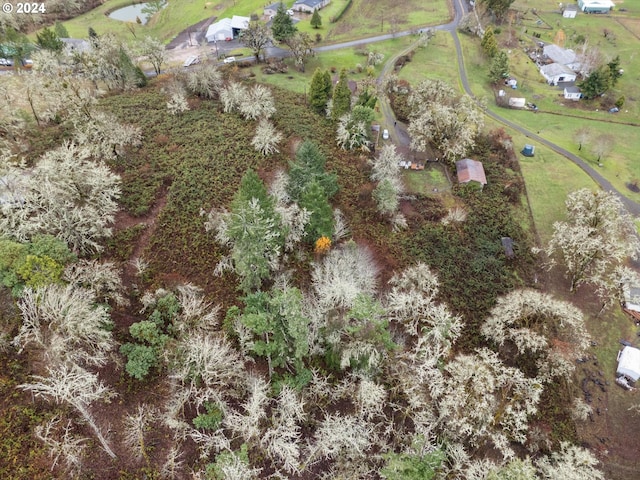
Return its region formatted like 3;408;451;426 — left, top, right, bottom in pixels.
183;0;640;215
444;0;640;216
313;0;639;216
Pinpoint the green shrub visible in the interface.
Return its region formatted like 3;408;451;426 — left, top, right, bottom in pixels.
193;402;223;430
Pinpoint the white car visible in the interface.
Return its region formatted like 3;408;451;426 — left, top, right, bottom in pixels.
382;129;389;140
286;9;294;15
223;56;236;64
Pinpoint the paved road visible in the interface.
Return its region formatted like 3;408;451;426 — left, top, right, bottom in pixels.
443;0;640;216
169;2;640;215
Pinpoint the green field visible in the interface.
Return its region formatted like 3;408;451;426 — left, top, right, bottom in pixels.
55;0;450;45
251;36;415;93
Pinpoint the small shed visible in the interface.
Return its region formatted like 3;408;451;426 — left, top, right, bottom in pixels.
455;158;487;188
563;4;579;17
617;346;640;383
508;97;526;108
522;144;535;157
501;237;515;258
564;86;582;100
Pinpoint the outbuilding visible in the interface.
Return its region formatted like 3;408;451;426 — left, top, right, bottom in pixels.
578;0;614;13
563;4;579;17
455;158;487;189
617;346;640;383
205;18;233;42
508;97;526;108
564;86;582;100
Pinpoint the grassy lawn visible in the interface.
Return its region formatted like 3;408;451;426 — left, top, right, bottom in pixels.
306;0;450;44
403;163;451;195
251;36;414;94
55;0;450;45
57;0;285;43
397;31;460;86
395;31;598;240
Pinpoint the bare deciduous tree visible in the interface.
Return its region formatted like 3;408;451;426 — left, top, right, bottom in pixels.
591;134;614;163
165;81;190;116
0;143;121;253
19;363;117;458
408;79;484;164
34;416;88;475
481;289;589;382
182;63;223;99
544;188;640;292
136;36;166;75
14;284;115;367
252;119;282;155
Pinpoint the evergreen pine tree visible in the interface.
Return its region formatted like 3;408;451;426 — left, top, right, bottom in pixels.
36;27;63;52
299;180;334;242
309;68;330;114
55;21;69;39
607;55;622;86
271;4;297;42
322;69;333;102
488;50;509;83
233;169;275;214
311;9;322;29
288;141;338;202
481;27;498;58
332;69;352;121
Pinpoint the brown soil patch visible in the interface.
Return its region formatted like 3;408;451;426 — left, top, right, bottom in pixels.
113;187;169;284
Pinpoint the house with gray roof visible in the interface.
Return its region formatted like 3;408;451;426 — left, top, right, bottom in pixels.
540;63;577;85
292;0;330;13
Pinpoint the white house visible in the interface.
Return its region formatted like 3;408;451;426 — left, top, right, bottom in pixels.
540;63;577;85
617;346;640;383
205;18;233;42
578;0;614;13
564;86;582;100
60;38;91;55
292;0;330;13
563;4;578;17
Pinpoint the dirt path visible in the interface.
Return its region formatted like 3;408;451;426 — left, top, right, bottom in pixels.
113;188;169;282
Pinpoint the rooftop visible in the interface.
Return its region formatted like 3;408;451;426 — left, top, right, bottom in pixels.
456;158;487;185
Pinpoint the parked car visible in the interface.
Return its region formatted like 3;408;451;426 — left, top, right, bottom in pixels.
609;107;619;114
286;9;294;15
223;56;236;64
0;58;13;66
382;129;389;140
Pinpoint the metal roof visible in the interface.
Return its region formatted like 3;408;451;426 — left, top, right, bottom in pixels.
456;158;487;185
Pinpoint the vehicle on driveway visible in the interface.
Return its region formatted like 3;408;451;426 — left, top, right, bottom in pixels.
382;129;389;140
223;56;236;64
